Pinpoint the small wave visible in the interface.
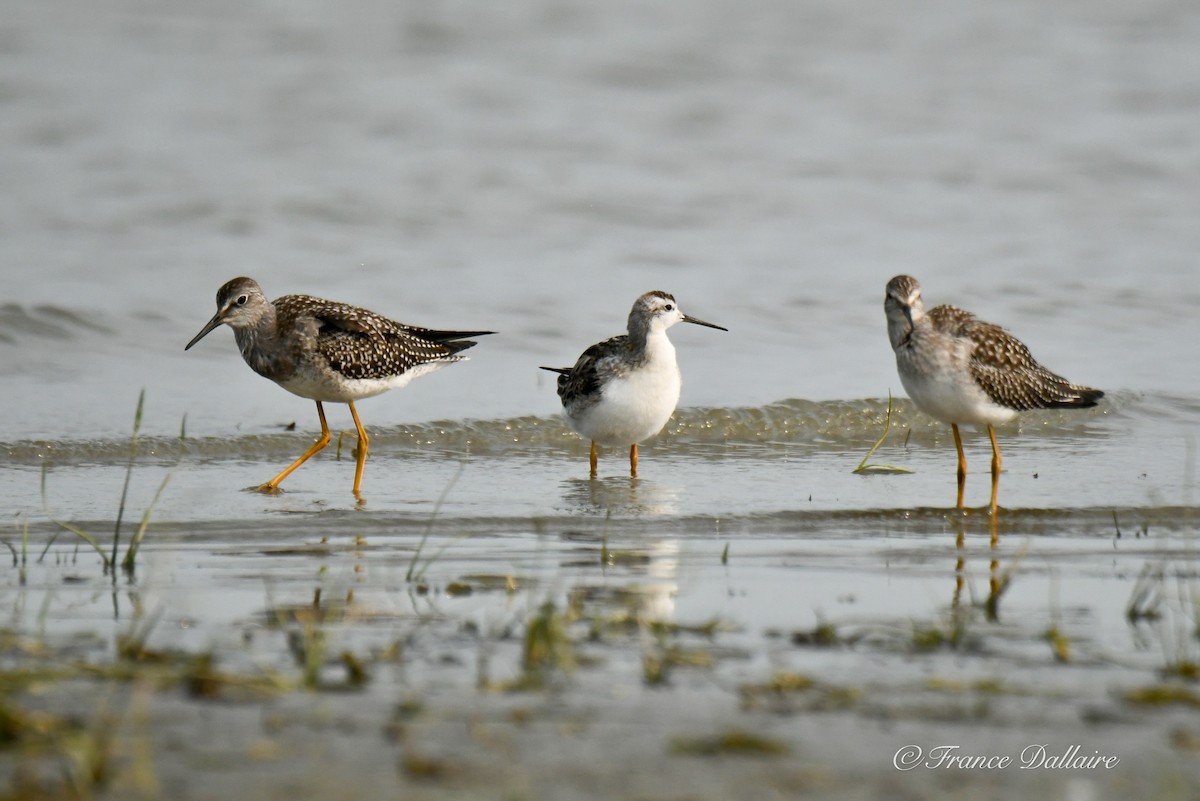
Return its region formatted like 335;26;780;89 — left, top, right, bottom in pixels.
0;304;113;344
2;394;1124;466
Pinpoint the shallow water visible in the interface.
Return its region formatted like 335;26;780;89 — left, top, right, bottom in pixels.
2;0;1199;798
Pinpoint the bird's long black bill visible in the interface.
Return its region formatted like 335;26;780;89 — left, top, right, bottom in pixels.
185;313;225;351
682;314;728;332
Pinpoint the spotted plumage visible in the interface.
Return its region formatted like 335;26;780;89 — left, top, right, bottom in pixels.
884;274;1102;515
186;276;492;499
540;290;726;477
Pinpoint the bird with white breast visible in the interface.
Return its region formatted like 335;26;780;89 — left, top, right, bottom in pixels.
542;290;726;478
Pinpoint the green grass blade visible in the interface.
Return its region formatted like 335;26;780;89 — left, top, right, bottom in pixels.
853;391;914;475
112;389;146;574
122;472;172;574
40;464;109;567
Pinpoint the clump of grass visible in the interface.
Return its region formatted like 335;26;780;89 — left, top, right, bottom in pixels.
739;671;863;713
4;513;30;586
1126;563;1165;623
444;581;473;597
1124;560;1200;679
261;587;377;691
1161;661;1200;681
926;677;1010;694
852;392;914;475
670;728;789;757
1044;626;1071;663
521;601;575;681
400;751;453;781
790;622;840;647
911;624;948;651
910;607;976;652
1124;685;1200;708
0;631;293;800
456;574;523;594
39;389;171;581
641;635;715;687
481;600;578;692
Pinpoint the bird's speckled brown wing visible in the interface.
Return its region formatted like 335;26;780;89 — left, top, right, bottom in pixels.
928;304;1103;411
276;294;490;381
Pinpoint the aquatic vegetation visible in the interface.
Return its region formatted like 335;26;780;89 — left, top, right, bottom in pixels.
1125;560;1200;681
38;390;171;581
1161;661;1200;681
456;574;524;594
852;391;914;475
910;623;950;651
1111;510;1151;541
1126;562;1167;623
738;671;863;713
669;728;789;757
1044;626;1072;663
520;601;576;682
789;622;841;647
262;588;378;691
641;633;716;687
1124;685;1200;708
2;513;30;586
478;599;578;693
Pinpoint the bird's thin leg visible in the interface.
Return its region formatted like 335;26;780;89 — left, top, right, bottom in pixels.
987;423;1001;520
589;441;598;479
260;401;331;493
952;519;966;609
630;443;638;478
951;423;966;510
348;401;369;498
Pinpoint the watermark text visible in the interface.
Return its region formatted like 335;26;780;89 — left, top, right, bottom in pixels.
894;744;1120;772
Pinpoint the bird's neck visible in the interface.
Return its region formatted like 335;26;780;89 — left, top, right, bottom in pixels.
888;315;913;350
233;305;291;380
630;327;676;366
888;305;926;351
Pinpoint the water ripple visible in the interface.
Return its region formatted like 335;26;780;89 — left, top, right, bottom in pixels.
2;394;1127;465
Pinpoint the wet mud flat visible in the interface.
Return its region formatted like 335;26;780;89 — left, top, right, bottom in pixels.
3;505;1199;801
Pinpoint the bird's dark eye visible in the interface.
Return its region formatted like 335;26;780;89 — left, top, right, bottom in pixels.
236;295;248;306
665;304;674;311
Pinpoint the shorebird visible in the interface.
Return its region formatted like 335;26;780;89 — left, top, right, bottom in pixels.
185;277;492;500
884;274;1103;515
540;290;726;478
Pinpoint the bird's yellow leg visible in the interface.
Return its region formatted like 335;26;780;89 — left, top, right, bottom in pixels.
348;401;369;499
589;441;598;479
987;423;1002;521
952;520;965;608
951;423;966;510
259;401;331;493
630;443;638;478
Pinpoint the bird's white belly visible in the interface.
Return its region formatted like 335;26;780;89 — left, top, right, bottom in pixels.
568;363;681;446
899;368;1016;427
277;361;449;403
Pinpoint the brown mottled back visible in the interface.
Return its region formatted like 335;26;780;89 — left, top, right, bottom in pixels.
927;304;1103;411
